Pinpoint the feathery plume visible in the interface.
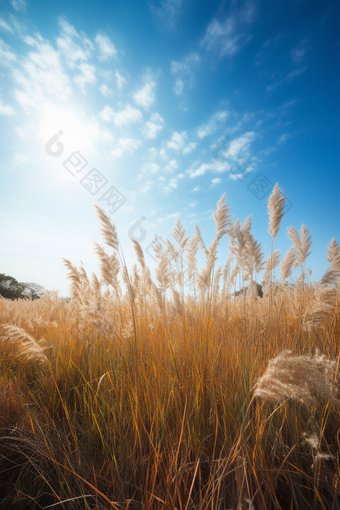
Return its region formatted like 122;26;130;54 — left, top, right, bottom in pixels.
288;225;312;270
131;238;146;270
1;324;48;363
94;205;119;251
254;350;339;406
267;183;286;239
263;250;281;284
280;246;296;281
213;193;232;241
326;238;340;270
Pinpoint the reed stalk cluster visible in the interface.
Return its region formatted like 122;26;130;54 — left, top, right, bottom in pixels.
0;183;339;509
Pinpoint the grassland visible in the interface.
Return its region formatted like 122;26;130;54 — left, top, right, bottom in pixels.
0;185;339;509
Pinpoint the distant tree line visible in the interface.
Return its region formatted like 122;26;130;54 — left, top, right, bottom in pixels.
0;274;45;300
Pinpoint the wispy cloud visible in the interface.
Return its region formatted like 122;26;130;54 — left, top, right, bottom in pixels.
74;62;96;91
167;130;186;151
134;73;156;110
267;66;307;91
111;138;140;158
210;177;221;187
201;2;257;58
171;52;200;95
99;84;111;96
188;131;256;178
229;131;255;158
182;142;197;155
0;18;14;33
57;19;93;68
99;104;143;127
0;100;16;116
197;110;228;139
0;39;17;64
291;39;308;63
144;112;164;138
278;133;289;144
115;70;126;90
14;36;72;109
150;0;187;31
95;34;117;60
173;79;183;95
163;177;178;194
11;0;26;11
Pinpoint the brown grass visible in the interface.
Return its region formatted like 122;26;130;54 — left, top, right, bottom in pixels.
0;184;339;509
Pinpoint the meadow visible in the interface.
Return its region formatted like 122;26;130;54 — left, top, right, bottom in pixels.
0;184;339;509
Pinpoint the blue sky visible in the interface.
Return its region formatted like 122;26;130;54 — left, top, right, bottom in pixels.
0;0;339;295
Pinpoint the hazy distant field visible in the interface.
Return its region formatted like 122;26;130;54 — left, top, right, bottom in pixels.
0;185;339;509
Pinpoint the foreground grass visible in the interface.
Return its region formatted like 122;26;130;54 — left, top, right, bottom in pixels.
1;189;339;508
0;295;339;510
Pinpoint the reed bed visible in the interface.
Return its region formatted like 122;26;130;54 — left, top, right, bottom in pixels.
0;184;339;509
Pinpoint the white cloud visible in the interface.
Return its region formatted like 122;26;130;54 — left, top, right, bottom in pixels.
230;173;243;180
171;52;200;75
189;163;214;178
177;173;185;179
11;0;26;11
201;3;256;58
163;178;177;194
111;138;140;158
115;70;126;90
150;0;186;30
159;148;167;159
0;39;16;64
197;110;228;139
99;104;143;127
14;38;72;109
192;185;200;192
189;201;197;207
0;100;16;115
291;39;308;63
113;104;143;127
144;113;164;139
134;74;156;110
183;142;197;155
211;177;221;187
99;105;115;122
165;159;178;172
57;19;93;68
278;133;289;144
171;52;200;94
95;34;117;61
99;84;111;96
140;181;154;193
11;0;26;10
142;163;161;174
167;131;186;151
0;18;14;33
174;79;183;95
149;147;158;156
267;66;307;91
74;63;96;91
150;112;163;123
229;131;255;158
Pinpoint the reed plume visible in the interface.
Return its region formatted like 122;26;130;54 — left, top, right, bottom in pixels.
267;183;287;239
254;350;339;406
1;324;48;363
280;246;296;282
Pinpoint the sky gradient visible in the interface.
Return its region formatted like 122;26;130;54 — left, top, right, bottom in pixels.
0;0;339;295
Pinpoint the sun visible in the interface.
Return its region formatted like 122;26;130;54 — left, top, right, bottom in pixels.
40;103;104;155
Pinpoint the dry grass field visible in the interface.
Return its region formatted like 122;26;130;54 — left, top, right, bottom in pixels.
0;184;339;509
